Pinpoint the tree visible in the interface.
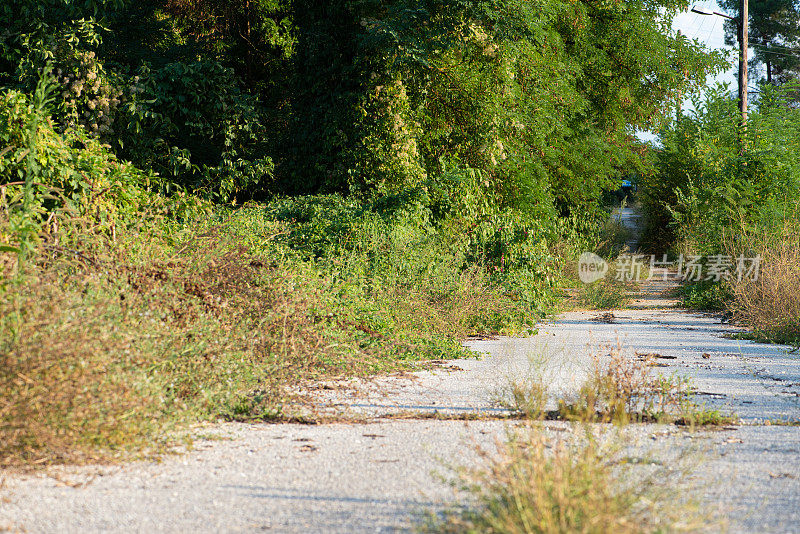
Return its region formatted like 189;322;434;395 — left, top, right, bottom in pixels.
719;0;800;84
284;0;723;213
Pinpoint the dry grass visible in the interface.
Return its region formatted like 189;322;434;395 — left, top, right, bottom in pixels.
502;345;736;426
431;426;712;534
1;208;498;468
0;232;365;466
726;216;800;344
568;349;692;424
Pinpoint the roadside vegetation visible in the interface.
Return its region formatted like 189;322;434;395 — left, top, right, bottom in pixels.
1;0;722;467
641;82;800;344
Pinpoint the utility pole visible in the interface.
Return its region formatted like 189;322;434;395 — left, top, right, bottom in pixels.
691;2;749;135
676;29;683;123
738;0;748;129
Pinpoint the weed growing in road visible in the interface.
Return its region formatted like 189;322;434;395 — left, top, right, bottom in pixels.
507;375;548;420
430;426;712;533
567;349;693;424
596;215;635;258
675;407;738;427
502;345;737;426
433;345;728;533
763;418;800;426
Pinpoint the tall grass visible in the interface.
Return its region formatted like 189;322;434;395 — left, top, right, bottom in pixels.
726;212;800;344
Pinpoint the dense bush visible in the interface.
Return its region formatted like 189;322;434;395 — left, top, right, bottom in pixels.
643;83;800;255
642;82;800;339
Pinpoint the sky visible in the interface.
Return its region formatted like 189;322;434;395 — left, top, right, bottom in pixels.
638;1;740;141
673;0;741;99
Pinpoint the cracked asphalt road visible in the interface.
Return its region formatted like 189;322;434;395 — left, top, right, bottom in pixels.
2;207;799;532
3;286;798;533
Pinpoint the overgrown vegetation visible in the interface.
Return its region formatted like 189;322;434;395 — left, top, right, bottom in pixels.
641;81;800;343
0;84;535;467
726;214;800;344
1;0;725;466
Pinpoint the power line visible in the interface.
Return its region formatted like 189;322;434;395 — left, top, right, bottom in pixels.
704;15;719;48
750;45;800;60
750;42;800;54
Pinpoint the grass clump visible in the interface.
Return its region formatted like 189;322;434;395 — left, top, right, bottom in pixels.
569;350;692;424
503;346;737;427
675;408;738;427
432;427;710;534
572;247;641;311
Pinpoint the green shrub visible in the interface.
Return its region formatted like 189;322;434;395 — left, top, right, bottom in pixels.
643;83;800;257
680;280;728;311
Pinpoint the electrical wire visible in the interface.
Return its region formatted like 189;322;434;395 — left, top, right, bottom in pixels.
747;41;800;53
749;45;800;60
704;14;719;48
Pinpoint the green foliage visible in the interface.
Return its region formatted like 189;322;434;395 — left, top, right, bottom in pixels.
0;79;210;260
2;0;723;213
286;0;721;211
680;280;729;311
1;1;275;203
642;82;800;255
643;82;800;340
114;61;274;200
264;192;554;330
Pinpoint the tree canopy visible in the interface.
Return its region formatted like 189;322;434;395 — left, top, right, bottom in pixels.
719;0;800;84
2;0;723;214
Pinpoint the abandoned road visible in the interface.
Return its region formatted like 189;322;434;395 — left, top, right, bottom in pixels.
2;272;799;533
